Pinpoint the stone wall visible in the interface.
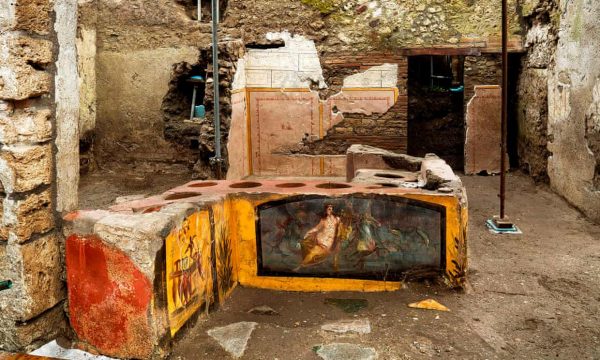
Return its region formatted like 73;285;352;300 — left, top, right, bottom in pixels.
0;0;70;351
464;54;502;106
78;0;208;168
83;0;526;174
516;0;557;182
546;0;600;222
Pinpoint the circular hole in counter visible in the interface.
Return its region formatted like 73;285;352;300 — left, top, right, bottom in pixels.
364;183;399;189
141;206;163;214
164;192;201;200
377;183;399;188
316;182;352;189
229;181;263;189
375;173;405;179
275;183;306;188
189;181;218;188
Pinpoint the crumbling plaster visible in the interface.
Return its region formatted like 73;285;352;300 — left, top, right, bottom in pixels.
546;0;600;222
228;31;401;178
85;0;526;170
95;47;200;163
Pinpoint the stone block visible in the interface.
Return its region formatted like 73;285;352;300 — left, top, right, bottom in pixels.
0;304;66;352
0;241;8;277
93;209;184;279
346;144;421;181
421;154;460;190
3;189;54;242
0;0;52;35
0;193;7;241
8;35;53;66
0;234;64;322
0;102;52;145
18;234;64;320
0;144;52;193
0;34;53;100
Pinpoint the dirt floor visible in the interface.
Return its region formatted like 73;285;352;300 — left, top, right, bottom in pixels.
79;171;600;359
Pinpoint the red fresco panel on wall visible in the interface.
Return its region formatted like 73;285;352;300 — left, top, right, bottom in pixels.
248;90;320;176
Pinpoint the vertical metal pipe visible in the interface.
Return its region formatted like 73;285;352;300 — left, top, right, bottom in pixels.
211;0;222;178
500;0;508;219
190;85;197;121
430;56;434;89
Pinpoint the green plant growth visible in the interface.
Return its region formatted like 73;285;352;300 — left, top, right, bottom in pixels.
217;225;235;296
300;0;338;14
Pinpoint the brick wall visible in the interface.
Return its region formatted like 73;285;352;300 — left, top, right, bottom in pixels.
308;53;408;154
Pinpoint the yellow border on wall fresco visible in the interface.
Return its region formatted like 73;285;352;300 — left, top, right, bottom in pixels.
240;86;400;178
227;192;467;292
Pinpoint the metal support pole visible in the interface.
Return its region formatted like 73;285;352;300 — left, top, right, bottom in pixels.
211;0;222;179
485;0;519;234
190;85;198;121
500;0;508;219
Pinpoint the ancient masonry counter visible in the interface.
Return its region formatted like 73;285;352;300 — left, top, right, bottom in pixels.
63;149;467;358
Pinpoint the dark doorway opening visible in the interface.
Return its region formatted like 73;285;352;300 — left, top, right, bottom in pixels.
408;55;465;170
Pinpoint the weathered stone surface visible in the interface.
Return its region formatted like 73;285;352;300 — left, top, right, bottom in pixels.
248;305;279;316
11;0;52;35
464;55;502;106
0;144;52;193
353;169;419;188
8;35;53;65
54;0;80;213
346;144;421;182
524;23;555;69
422;154;460;190
0;102;52;145
0;1;15;32
3;189;54;242
0;234;64;322
517;68;551;181
316;343;378;360
18;234;64;320
95;47;199;163
546;0;600;223
464;86;507;175
0;304;66;353
321;319;371;334
0;192;7;241
207;322;258;359
77;28;97;138
93;208;186;279
31;340;118;360
0;34;53;100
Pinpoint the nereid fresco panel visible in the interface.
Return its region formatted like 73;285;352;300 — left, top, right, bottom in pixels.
257;196;445;280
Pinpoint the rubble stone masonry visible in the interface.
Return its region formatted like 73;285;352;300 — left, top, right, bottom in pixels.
0;0;68;351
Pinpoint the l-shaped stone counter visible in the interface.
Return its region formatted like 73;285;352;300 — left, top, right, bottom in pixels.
63;148;468;359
